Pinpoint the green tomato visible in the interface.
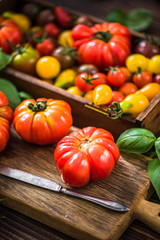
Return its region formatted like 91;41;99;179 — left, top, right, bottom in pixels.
11;45;40;76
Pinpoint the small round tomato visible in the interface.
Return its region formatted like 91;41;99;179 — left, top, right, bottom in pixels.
107;67;126;87
134;40;159;58
84;90;93;101
36;56;61;79
126;54;149;72
36;39;55;56
148;55;160;74
57;30;73;47
91;73;108;88
107;91;125;105
75;73;94;92
11;45;40;76
66;86;83;96
54;126;120;187
54;69;77;89
154;74;160;84
44;23;60;39
133;71;153;88
119;67;132;82
92;84;112;105
13;98;73;145
119;82;138;96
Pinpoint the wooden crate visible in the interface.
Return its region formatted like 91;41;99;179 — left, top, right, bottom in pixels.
0;0;160;140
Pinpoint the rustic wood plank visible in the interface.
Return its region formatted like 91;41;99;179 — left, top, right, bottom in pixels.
0;126;154;240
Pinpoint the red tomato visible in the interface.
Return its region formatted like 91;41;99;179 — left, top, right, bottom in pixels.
72;23;131;70
54;126;120;187
107;67;127;87
0;91;13;152
107;91;125;105
13;98;73;145
36;39;55;56
0;19;22;53
119;67;132;82
119;82;138;96
154;74;160;84
75;72;94;92
44;23;60;39
133;71;153;88
54;6;72;28
91;72;108;88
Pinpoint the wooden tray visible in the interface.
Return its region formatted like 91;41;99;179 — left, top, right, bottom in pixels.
0;126;160;240
0;0;160;140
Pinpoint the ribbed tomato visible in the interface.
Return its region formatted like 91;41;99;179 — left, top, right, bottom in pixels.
13;98;73;145
71;23;131;70
54;126;120;187
0;91;13;152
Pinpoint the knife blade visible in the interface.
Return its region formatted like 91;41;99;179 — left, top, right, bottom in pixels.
0;164;129;212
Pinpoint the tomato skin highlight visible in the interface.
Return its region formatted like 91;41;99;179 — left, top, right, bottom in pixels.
0;91;13;152
13;98;73;145
54;126;119;187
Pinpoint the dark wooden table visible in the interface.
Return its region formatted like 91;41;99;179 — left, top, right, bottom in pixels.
0;0;160;239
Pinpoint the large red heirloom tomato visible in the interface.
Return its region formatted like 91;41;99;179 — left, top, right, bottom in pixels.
13;98;73;145
0;91;13;152
71;23;131;70
54;126;120;187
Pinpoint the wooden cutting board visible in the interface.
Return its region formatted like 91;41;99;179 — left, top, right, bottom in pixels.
0;126;160;240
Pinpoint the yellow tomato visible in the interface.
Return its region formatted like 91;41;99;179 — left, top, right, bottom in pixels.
67;86;83;96
57;30;73;47
36;56;61;79
84;90;93;101
120;94;149;118
126;54;149;72
148;55;160;74
92;84;112;105
136;82;160;101
54;69;77;89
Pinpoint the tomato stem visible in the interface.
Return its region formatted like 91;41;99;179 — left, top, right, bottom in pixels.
28;101;47;112
82;72;98;85
93;30;113;42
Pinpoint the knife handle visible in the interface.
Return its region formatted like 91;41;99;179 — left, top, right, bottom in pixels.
60;187;129;212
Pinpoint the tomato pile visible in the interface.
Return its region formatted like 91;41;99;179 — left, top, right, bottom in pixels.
0;2;160;118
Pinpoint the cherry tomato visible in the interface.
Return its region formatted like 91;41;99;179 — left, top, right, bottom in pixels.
84;90;93;101
134;40;159;58
54;69;77;89
54;6;72;28
119;82;138;96
36;39;55;56
107;67;126;87
91;73;108;88
11;45;40;76
133;71;153;88
77;64;98;75
36;56;61;79
54;126;120;187
44;23;60;39
119;67;132;82
120;93;149;118
58;30;73;47
75;73;94;92
92;84;112;105
126;54;149;72
148;55;160;74
136;82;160;101
154;74;160;84
66;86;83;96
107;91;125;105
13;98;73;145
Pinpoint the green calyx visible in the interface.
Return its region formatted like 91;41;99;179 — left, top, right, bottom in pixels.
28;101;47;112
82;72;98;85
93;30;113;42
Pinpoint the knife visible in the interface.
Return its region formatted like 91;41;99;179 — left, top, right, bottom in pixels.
0;164;129;212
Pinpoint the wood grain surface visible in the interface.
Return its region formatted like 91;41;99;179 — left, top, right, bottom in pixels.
0;126;155;240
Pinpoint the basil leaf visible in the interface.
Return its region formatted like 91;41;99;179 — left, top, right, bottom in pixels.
18;91;33;101
0;78;21;109
126;9;153;31
105;8;127;26
148;158;160;199
116;128;156;153
0;48;12;70
155;137;160;160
